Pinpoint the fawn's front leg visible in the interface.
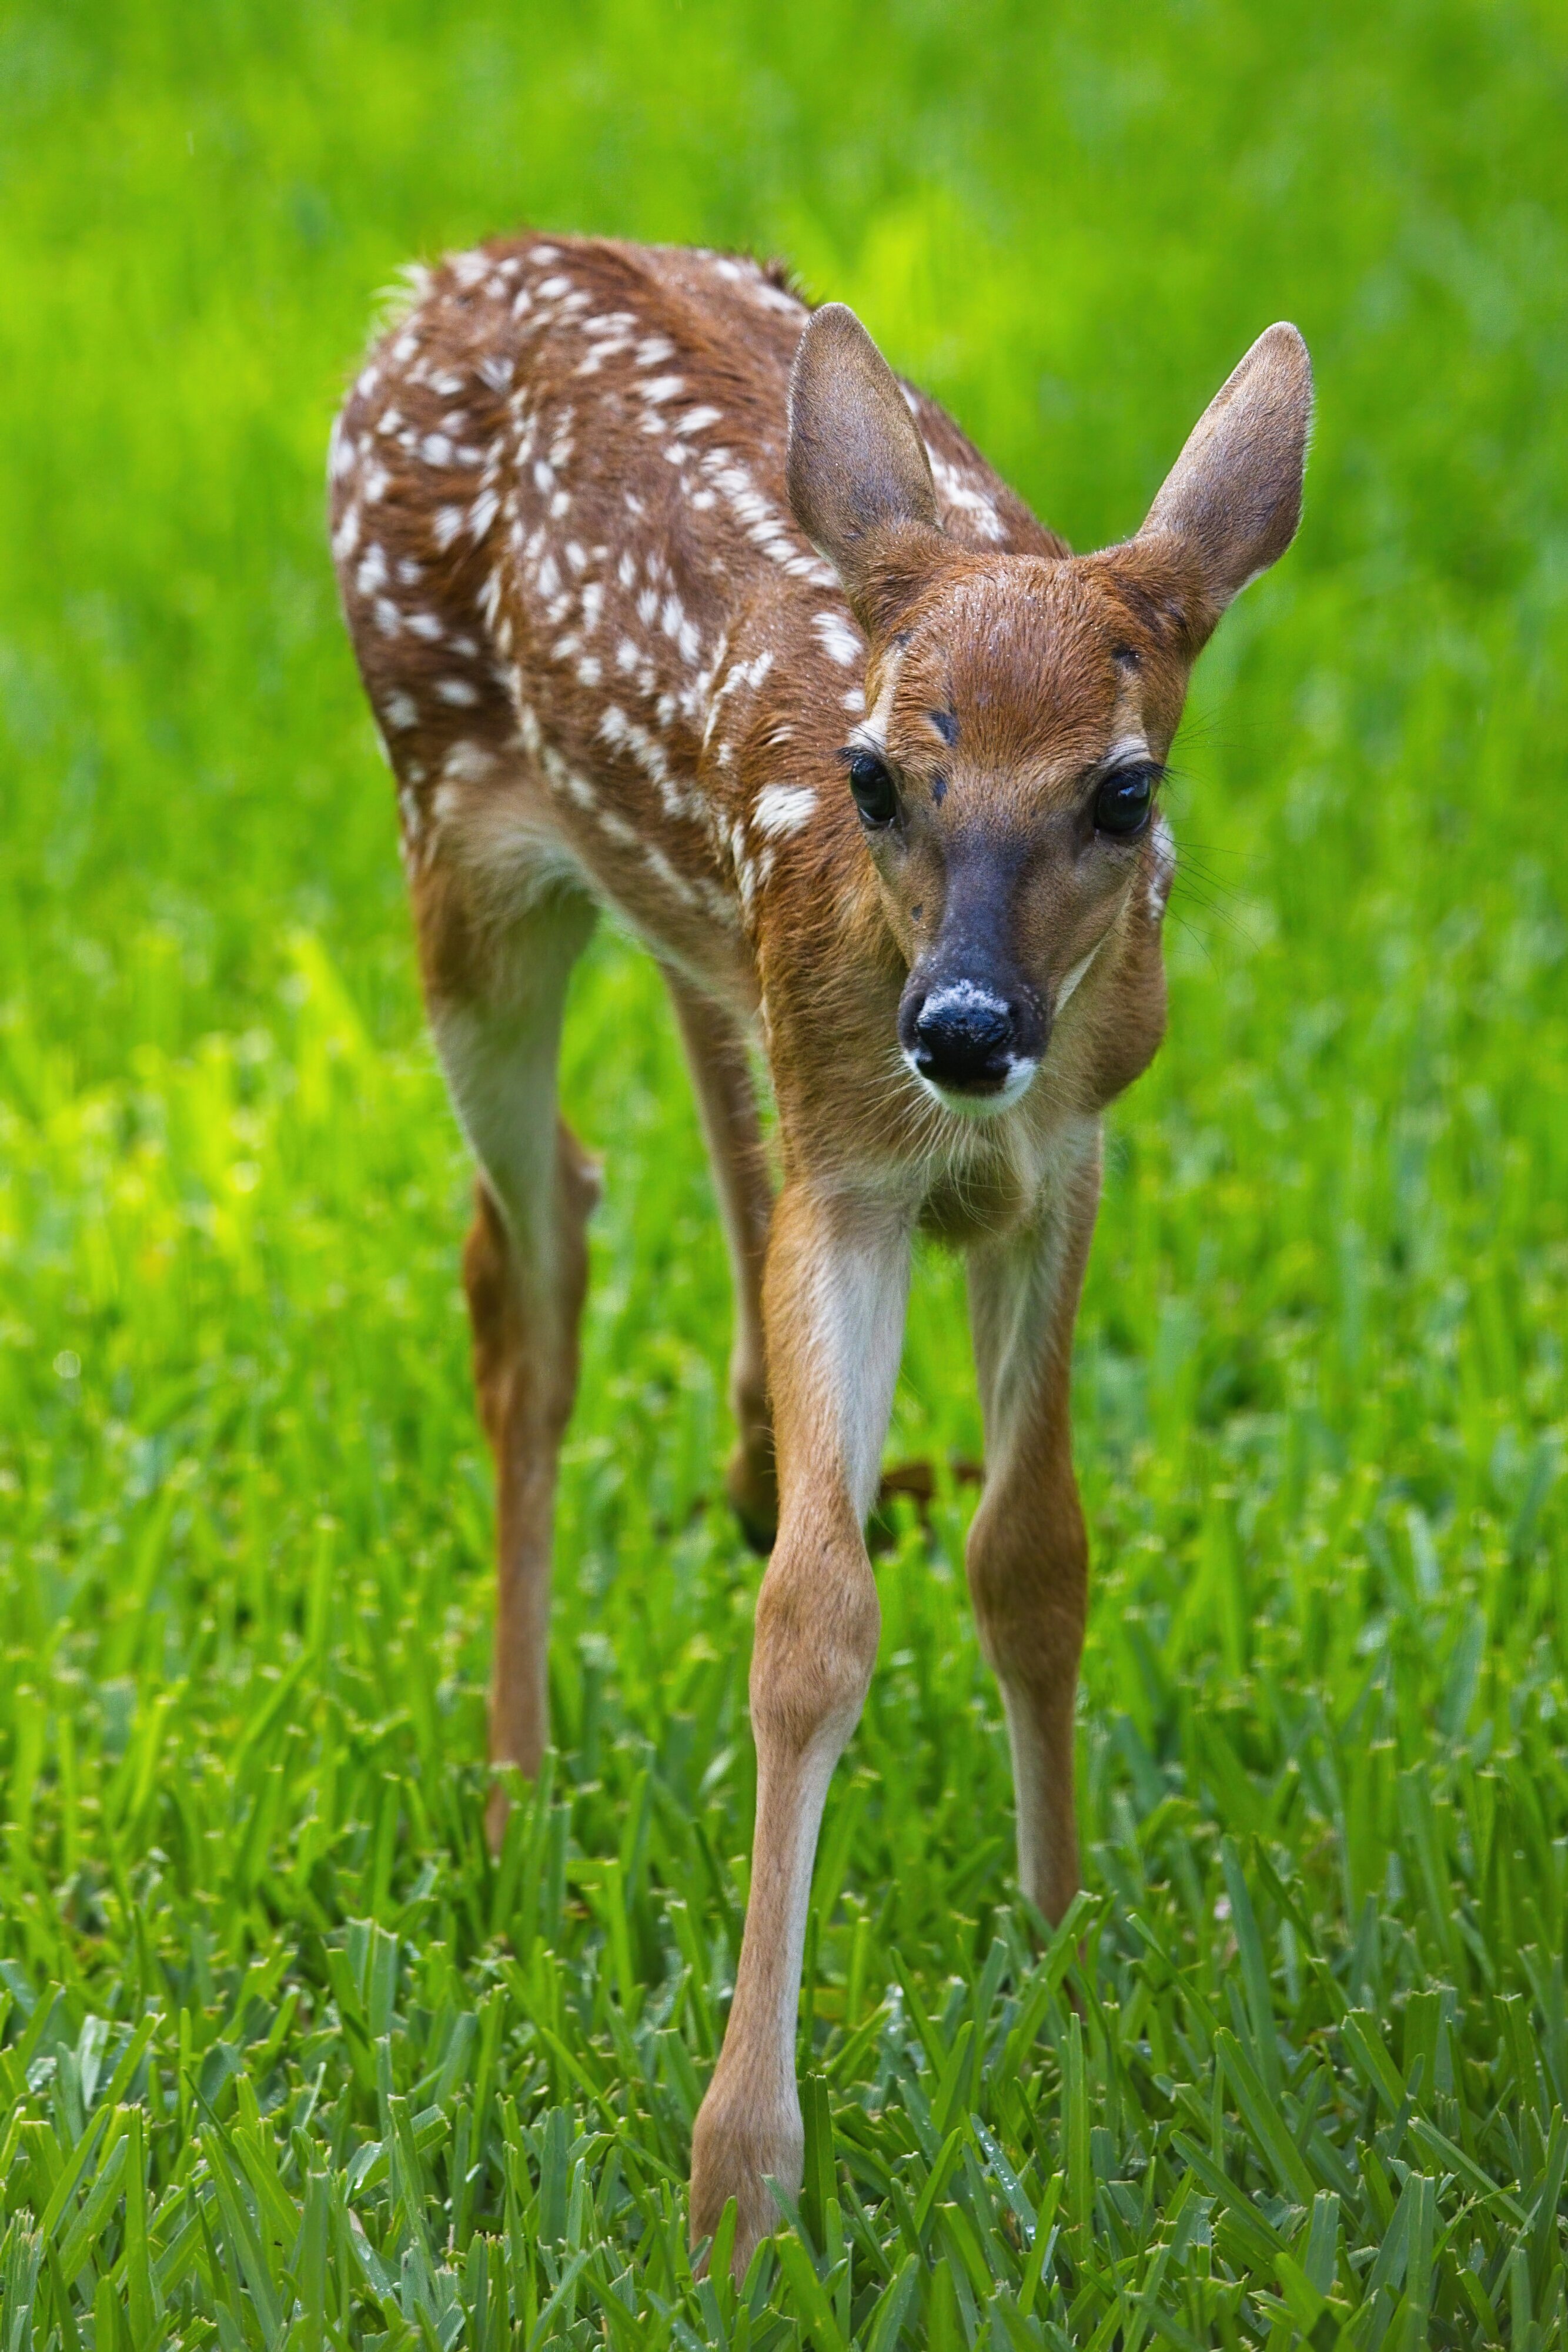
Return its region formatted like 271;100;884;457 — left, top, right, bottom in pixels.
965;1131;1101;1923
690;1182;910;2273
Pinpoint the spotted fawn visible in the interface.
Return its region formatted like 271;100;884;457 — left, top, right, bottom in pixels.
329;232;1312;2272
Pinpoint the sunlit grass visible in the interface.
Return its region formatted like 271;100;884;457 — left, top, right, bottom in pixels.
1;1;1566;2344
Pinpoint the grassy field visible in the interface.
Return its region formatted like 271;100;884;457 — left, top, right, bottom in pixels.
2;0;1567;2343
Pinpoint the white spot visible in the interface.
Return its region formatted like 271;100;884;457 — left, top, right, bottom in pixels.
753;280;804;317
420;433;456;467
406;612;445;642
594;803;637;847
596;703;700;819
1149;810;1177;918
813;610;864;669
433;506;464;550
442;740;495;783
437;677;480;706
643;842;698;904
753;784;817;840
576;340;630;376
355;544;388;597
384;691;419;731
928;450;1007;543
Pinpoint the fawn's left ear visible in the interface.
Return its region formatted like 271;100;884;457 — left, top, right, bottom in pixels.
1135;323;1313;627
787;303;948;632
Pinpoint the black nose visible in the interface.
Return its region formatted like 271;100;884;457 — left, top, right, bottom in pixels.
909;983;1017;1091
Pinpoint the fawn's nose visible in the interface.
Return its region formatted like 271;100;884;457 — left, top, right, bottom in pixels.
905;981;1021;1093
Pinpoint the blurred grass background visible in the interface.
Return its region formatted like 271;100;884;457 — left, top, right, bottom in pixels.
1;1;1567;2344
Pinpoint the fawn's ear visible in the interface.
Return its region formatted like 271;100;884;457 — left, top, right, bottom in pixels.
788;303;947;629
1136;323;1312;624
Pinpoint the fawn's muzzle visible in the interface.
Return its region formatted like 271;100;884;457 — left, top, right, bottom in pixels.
898;975;1046;1099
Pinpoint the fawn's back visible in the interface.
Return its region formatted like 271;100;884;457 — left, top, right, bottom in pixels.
329;232;1056;1017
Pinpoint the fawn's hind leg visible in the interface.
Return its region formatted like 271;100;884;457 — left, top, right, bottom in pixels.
421;876;599;1850
664;972;777;1547
964;1127;1102;1923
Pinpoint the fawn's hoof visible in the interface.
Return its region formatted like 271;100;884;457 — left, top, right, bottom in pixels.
690;2084;802;2280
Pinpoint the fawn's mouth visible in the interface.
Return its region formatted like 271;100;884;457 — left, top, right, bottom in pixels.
904;1049;1039;1118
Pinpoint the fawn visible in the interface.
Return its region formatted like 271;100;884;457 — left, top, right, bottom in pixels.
330;232;1310;2271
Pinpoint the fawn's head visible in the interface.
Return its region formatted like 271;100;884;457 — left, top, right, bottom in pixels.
786;304;1312;1114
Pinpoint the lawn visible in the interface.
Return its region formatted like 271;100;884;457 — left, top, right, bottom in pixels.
2;1;1567;2344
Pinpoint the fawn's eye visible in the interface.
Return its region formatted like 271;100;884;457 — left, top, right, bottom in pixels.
845;750;899;828
1093;763;1157;837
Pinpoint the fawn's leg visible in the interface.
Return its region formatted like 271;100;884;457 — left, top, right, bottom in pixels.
663;973;777;1546
965;1127;1102;1923
426;888;599;1852
690;1183;910;2273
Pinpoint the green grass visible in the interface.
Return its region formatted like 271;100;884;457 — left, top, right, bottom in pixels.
2;0;1567;2343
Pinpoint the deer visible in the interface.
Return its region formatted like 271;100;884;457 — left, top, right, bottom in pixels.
329;231;1311;2274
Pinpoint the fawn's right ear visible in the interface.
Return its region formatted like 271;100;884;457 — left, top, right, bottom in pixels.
787;303;948;633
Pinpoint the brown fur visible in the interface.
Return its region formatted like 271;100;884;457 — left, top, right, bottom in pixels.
329;232;1310;2273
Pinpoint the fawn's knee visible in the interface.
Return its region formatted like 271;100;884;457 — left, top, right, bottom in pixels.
750;1531;880;1756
